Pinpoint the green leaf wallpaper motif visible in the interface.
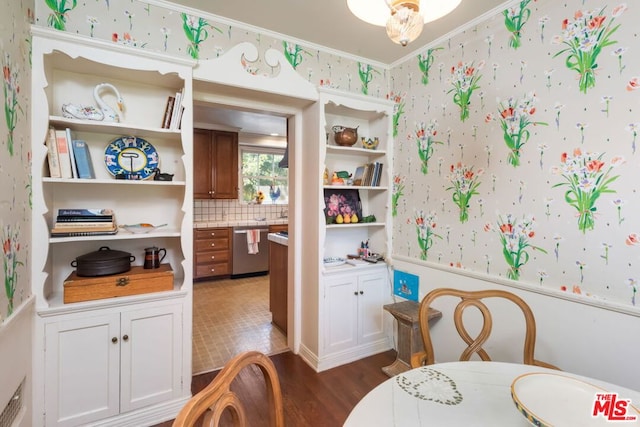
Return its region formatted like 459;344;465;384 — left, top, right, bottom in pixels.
504;0;533;49
45;0;77;31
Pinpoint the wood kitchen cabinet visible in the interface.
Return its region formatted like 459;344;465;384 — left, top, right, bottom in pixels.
194;129;238;199
194;227;232;279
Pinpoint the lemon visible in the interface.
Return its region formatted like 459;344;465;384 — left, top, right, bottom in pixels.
336;214;344;224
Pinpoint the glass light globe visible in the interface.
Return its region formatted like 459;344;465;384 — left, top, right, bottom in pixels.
386;6;424;46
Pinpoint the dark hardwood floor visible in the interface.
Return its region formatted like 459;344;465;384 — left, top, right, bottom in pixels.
155;350;396;426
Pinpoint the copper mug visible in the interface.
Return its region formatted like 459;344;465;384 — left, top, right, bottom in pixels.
144;246;166;269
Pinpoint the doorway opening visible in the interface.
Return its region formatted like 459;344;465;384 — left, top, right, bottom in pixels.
192;103;293;374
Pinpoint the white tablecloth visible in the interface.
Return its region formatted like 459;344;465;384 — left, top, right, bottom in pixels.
344;361;640;427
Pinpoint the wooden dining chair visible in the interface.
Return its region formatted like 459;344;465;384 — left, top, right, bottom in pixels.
410;288;559;370
172;351;285;427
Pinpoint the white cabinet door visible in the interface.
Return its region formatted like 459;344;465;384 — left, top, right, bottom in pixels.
45;314;120;427
357;272;387;345
120;304;183;412
323;274;359;354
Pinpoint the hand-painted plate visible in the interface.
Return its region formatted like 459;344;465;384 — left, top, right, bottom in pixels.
511;372;640;426
104;136;159;180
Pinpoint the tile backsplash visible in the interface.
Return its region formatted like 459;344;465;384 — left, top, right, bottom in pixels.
194;199;288;222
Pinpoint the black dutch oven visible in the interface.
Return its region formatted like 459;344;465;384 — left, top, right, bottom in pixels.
71;246;136;277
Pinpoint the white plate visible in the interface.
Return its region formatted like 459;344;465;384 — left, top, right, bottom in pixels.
323;257;346;267
511;372;640;426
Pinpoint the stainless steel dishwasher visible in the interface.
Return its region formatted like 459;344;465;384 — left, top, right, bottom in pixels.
232;225;270;276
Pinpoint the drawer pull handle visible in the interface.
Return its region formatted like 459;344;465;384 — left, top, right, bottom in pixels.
211;243;215;247
116;277;130;287
211;256;215;259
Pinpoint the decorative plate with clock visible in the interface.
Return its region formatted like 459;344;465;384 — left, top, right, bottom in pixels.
104;136;159;180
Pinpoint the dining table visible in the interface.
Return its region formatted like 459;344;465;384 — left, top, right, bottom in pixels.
344;361;640;426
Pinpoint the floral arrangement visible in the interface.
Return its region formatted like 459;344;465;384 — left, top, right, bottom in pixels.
503;0;533;49
181;13;222;60
386;91;405;138
418;47;443;85
283;41;311;70
45;0;77;31
2;224;23;316
391;175;405;217
552;4;627;94
448;61;483;122
2;53;21;157
552;148;623;233
446;163;483;223
414;210;441;261
489;214;546;281
493;92;547;167
255;191;265;204
415;120;442;174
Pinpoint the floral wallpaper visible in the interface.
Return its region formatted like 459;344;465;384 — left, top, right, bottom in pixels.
31;0;640;309
390;0;640;308
1;0;32;322
34;0;388;97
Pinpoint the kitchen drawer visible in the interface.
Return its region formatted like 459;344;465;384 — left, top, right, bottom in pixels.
195;237;229;252
195;249;229;265
195;228;230;241
195;262;230;277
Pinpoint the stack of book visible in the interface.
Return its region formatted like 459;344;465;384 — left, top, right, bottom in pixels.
50;208;118;237
45;127;96;179
161;88;185;130
353;162;383;187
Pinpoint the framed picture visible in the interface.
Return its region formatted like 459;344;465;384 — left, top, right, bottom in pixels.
324;189;362;224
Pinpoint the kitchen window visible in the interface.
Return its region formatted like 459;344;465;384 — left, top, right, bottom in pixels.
240;147;288;204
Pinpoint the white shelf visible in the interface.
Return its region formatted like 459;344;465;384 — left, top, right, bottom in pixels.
48;229;181;244
326;145;386;157
325;222;385;229
324;185;387;191
44;177;186;186
49;116;182;141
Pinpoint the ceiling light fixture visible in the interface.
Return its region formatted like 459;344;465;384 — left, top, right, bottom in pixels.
347;0;462;47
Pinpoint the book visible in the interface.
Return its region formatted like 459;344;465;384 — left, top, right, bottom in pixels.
71;140;96;179
55;129;73;178
53;221;116;228
50;228;119;238
353;166;365;186
169;89;183;130
56;215;113;222
161;96;175;129
45;127;61;178
65;128;79;178
57;208;114;217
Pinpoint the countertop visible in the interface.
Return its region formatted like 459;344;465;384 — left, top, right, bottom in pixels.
267;232;288;246
194;218;288;229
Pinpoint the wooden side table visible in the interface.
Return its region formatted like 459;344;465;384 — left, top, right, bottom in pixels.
382;300;442;377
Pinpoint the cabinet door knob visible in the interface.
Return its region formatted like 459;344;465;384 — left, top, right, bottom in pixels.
122;334;129;341
211;243;215;247
359;290;364;295
112;337;118;344
354;291;358;296
211;256;215;259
